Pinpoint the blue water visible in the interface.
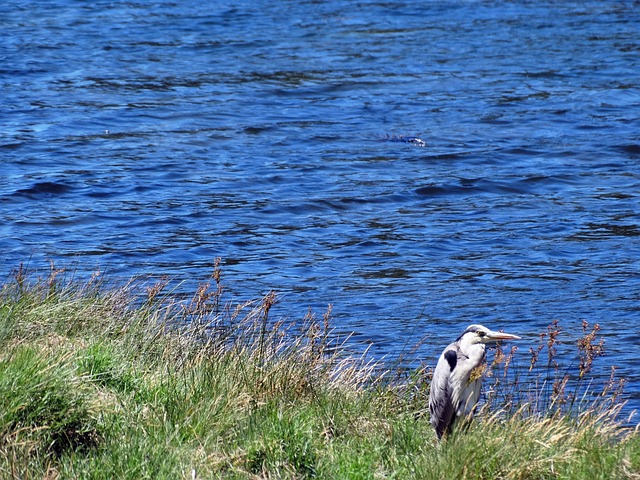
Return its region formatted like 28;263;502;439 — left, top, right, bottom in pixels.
2;1;639;416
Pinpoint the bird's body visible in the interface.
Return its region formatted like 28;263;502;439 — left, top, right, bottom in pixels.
429;324;520;440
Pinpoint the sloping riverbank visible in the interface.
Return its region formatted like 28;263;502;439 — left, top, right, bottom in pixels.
1;268;638;479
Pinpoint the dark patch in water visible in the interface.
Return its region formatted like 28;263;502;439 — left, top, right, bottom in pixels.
616;144;640;156
0;143;24;150
503;148;544;156
415;178;529;197
569;223;640;240
415;185;463;196
423;152;466;160
14;182;73;198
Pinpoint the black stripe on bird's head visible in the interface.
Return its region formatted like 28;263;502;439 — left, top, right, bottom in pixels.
456;324;521;345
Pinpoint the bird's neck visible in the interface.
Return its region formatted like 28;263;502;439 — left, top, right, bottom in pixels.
460;342;486;364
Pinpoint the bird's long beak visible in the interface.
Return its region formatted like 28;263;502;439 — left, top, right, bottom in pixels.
486;330;521;341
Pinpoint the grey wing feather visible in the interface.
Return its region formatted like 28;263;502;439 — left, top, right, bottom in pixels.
429;348;457;439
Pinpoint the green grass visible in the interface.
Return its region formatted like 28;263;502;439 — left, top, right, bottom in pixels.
0;265;638;479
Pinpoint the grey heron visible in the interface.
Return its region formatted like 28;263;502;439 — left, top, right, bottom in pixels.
429;324;520;440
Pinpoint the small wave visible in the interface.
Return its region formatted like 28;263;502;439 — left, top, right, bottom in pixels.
415;178;530;197
13;181;73;198
502;147;544;156
615;144;640;156
569;223;640;240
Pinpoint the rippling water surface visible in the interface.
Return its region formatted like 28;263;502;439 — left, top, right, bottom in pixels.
2;1;640;414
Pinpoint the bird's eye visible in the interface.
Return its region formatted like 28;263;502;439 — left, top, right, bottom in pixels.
477;331;486;337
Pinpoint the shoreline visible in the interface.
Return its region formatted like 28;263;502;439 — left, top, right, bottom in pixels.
1;269;638;478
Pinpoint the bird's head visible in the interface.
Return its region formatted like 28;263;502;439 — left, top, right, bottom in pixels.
458;324;521;346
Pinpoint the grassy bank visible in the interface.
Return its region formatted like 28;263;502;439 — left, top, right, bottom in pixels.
1;265;638;479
